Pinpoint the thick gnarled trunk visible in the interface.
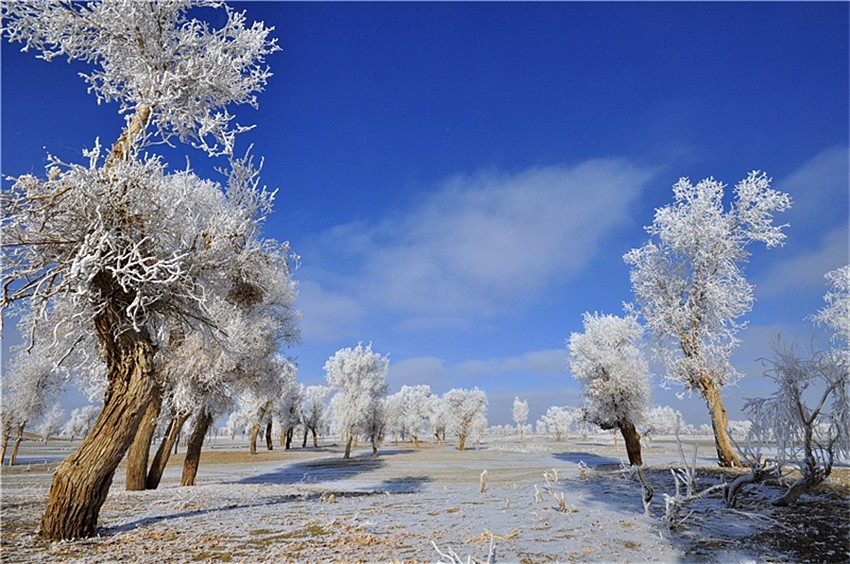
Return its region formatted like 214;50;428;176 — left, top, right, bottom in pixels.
700;379;741;467
125;391;162;490
619;419;643;467
181;409;213;487
146;411;189;490
38;321;156;540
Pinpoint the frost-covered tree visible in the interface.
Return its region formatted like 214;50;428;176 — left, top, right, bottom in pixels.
301;385;330;447
538;406;578;441
37;405;65;443
641;405;684;438
624;172;791;467
569;312;650;466
62;405;101;442
512;397;529;441
740;267;850;506
276;381;303;449
2;346;65;466
325;344;389;459
443;388;488;451
398;384;435;446
1;1;286;539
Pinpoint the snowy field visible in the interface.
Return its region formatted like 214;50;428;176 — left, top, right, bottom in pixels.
2;435;848;563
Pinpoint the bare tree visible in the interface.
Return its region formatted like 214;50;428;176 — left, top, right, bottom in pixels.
624;172;791;466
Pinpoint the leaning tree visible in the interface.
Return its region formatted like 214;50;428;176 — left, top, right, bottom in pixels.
569;312;650;466
624;172;791;467
1;0;291;540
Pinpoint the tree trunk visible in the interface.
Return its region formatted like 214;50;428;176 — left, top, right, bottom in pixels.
458;434;467;452
311;428;318;448
1;431;9;464
181;409;213;487
265;421;273;451
370;433;379;457
343;433;353;459
285;428;294;449
146;411;189;490
38;313;156;540
619;419;643;467
125;391;162;490
700;379;741;467
9;423;25;467
302;427;308;448
249;423;261;454
280;423;287;448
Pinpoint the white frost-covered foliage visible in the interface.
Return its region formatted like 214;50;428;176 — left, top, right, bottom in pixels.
641;405;685;437
443;387;488;451
325;344;389;455
2;345;66;434
624;172;791;390
813;265;850;355
512;397;529;438
62;405;102;441
569;312;650;431
538;406;580;441
36;404;65;442
301;385;331;441
396;384;435;444
2;0;279;156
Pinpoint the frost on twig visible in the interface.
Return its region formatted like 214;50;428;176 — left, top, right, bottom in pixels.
432;531;495;564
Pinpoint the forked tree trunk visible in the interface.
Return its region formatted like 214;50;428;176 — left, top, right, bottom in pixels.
38;318;156;540
619;419;643;467
181;409;213;487
9;423;26;467
265;421;273;451
125;391;162;490
146;411;190;490
700;379;741;467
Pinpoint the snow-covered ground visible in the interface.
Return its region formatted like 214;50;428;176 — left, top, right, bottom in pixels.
2;435;847;562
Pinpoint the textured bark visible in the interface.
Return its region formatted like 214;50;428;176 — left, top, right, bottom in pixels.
146;412;189;490
619;419;643;467
700;379;741;467
458;434;467;452
249;423;261;455
125;390;162;490
8;423;25;466
180;409;213;487
1;432;9;464
38;313;156;540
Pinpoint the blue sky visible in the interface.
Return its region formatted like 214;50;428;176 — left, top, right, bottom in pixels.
2;1;848;427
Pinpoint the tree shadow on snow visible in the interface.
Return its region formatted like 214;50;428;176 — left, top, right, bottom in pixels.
551;451;623;469
235;452;386;485
377;475;432;494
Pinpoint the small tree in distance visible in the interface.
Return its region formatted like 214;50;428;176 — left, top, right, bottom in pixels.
624;172;791;467
325;343;389;459
569;312;650;466
512;397;529;441
443;388;488;451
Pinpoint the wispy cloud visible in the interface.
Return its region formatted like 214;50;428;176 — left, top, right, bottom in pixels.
755;146;849;298
302;159;655;330
456;349;565;377
296;280;365;343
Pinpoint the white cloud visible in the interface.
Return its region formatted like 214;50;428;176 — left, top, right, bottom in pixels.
456;348;565;377
295;280;365;343
388;356;446;389
757;226;848;298
310;159;654;328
